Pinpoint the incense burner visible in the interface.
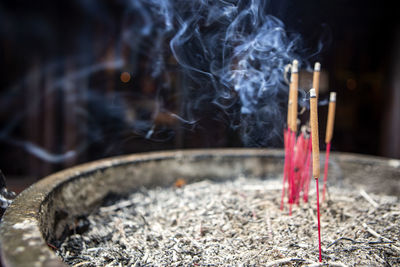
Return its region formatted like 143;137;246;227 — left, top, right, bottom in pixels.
0;149;399;266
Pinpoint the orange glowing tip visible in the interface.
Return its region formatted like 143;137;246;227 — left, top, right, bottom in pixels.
120;72;131;83
174;178;186;188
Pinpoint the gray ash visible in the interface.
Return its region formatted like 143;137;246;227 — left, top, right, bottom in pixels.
57;177;400;266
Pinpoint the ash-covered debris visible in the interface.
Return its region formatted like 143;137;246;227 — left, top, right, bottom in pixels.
57;178;400;266
0;170;16;219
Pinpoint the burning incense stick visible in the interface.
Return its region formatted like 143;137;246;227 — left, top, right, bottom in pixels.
281;128;289;211
310;89;320;179
293;132;308;204
322;92;337;201
313;62;321;98
281;60;298;212
290;60;299;132
325;92;336;145
302;131;312;203
288;60;299;214
301;62;321;203
310;88;322;262
281;71;293;210
287;97;292;131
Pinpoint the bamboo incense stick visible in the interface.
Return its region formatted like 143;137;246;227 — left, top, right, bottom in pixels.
290;60;299;132
301;62;320;202
281;129;289;210
310;89;320;179
287;98;292;131
325;92;336;144
281;63;296;211
302;61;320;202
288;60;299;214
310;88;322;262
302;133;312;203
313;62;321;98
322;92;337;201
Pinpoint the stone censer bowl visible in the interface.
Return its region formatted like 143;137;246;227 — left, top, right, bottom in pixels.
1;149;399;266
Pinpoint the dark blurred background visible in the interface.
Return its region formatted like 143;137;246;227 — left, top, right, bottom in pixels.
0;0;399;193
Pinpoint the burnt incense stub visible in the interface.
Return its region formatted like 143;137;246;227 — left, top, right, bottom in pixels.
0;149;399;266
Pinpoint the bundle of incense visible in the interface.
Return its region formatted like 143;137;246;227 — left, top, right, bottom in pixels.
280;95;292;210
322;92;337;201
281;60;298;211
310;88;322;262
280;61;322;212
297;127;312;203
292;132;309;204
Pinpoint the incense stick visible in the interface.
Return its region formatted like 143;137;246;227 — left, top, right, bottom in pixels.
325;92;336;144
281;62;296;210
281;128;289;210
322;142;331;201
313;62;321;98
288;60;299;214
310;88;322;262
290;60;299;132
287;98;292;131
302;62;320;203
302;132;312;203
323;92;336;201
310;89;320;179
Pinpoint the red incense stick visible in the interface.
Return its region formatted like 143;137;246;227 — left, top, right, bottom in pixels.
302;135;312;203
281;66;295;211
322;142;331;201
293;133;306;204
322;92;336;201
316;177;322;262
281;60;298;213
302;138;311;202
288;130;296;215
281;128;290;210
299;135;309;203
310;88;322;262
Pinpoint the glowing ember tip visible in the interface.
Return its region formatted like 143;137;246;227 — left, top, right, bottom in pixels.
120;72;131;83
314;62;321;72
310;88;316;98
330;92;337;102
292;59;299;73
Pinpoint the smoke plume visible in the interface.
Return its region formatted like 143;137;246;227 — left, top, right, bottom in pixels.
0;0;306;165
